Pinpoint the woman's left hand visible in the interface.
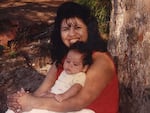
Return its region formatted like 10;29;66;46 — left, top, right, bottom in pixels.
7;88;32;113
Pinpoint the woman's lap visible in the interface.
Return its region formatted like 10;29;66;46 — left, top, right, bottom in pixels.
6;109;55;113
6;108;95;113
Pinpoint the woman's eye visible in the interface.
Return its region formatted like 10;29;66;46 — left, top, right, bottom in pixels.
61;27;69;31
75;26;81;29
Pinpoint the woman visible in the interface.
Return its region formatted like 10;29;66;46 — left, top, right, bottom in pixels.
7;2;119;113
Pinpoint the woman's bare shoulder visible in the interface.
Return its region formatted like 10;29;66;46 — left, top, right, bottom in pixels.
86;51;116;87
92;51;115;71
80;52;116;103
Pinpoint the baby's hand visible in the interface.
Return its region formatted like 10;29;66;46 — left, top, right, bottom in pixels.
55;94;64;102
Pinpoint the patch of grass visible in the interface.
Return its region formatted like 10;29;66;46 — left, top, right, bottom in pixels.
75;0;111;35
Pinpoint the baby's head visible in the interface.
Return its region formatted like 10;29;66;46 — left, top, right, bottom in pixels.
63;41;92;74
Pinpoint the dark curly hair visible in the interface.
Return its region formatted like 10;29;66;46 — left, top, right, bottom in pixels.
68;41;93;66
50;1;107;66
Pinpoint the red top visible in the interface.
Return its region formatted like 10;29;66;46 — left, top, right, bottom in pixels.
56;63;119;113
87;73;119;113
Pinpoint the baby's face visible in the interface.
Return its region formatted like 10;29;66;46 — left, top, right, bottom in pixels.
63;50;84;74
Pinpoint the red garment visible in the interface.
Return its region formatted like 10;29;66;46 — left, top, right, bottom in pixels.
87;73;119;113
56;64;119;113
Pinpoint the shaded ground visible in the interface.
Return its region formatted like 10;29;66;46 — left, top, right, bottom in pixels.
0;0;67;24
0;0;71;112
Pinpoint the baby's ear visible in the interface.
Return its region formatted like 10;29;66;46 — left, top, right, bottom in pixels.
82;65;89;72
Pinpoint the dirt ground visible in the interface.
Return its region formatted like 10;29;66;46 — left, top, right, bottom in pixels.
0;0;70;25
0;1;71;112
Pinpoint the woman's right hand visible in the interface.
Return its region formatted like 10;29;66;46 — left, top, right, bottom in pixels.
7;93;22;113
7;88;27;113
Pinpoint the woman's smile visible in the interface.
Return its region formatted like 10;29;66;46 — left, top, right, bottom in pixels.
69;38;80;44
61;17;88;47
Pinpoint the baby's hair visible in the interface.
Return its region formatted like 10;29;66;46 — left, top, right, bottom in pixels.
69;41;93;66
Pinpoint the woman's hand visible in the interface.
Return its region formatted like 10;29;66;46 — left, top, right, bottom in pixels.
7;88;32;113
17;92;33;112
7;88;25;113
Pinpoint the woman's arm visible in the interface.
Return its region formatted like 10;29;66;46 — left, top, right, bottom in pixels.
16;52;116;112
7;63;58;112
33;63;57;96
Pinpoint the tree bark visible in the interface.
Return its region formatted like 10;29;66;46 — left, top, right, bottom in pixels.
108;0;150;113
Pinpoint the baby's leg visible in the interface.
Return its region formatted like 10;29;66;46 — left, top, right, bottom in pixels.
5;109;15;113
23;109;56;113
6;109;56;113
68;109;95;113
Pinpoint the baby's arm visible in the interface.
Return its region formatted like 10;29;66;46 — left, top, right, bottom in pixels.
55;83;82;102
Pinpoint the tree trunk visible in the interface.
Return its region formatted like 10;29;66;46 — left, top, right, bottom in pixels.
108;0;150;113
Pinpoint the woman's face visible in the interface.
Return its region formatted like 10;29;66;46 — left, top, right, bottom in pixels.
60;17;88;47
